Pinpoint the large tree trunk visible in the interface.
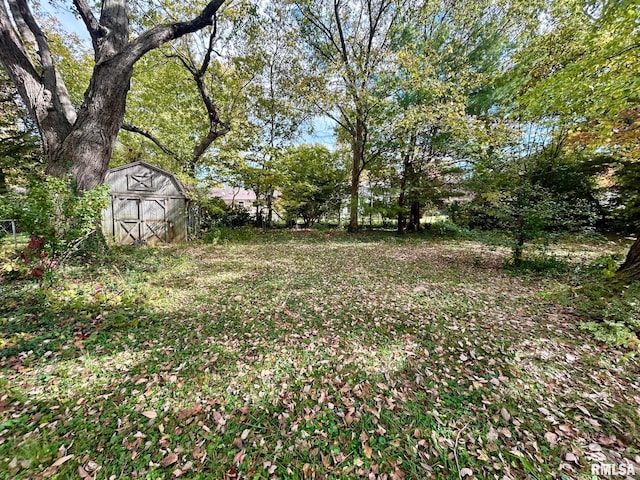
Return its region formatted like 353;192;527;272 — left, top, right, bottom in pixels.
397;138;417;234
348;152;361;233
407;200;421;232
397;158;408;234
616;234;640;282
266;191;273;228
0;167;6;194
47;62;133;190
348;122;365;232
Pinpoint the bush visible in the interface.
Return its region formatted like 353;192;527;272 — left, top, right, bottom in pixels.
193;196;253;232
457;151;600;264
0;176;109;282
221;205;252;228
422;221;474;239
504;254;572;275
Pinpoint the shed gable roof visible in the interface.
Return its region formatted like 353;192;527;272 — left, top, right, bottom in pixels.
105;161;187;196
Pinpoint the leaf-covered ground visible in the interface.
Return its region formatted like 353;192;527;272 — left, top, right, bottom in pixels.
1;235;639;479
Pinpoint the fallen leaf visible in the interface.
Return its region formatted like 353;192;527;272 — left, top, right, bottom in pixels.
42;455;74;478
598;435;616;446
363;443;373;459
544;432;557;445
500;408;511;422
51;454;75;468
460;467;473;477
233;449;246;465
142;410;157;419
78;465;93;479
160;452;178;467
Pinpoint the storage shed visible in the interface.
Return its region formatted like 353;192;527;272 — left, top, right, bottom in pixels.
102;161;189;244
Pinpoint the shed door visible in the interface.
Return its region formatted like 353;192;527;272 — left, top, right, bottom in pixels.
114;197;142;244
142;198;169;244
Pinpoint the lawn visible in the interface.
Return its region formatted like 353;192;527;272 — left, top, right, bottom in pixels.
1;233;639;479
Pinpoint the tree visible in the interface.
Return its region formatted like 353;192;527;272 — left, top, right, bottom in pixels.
0;0;226;191
279;144;347;227
350;0;538;233
462;135;599;264
207;3;305;227
0;66;40;193
292;0;406;231
506;0;640;280
113;4;262;178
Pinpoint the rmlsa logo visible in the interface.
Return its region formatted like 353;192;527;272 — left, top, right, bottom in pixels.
591;461;635;476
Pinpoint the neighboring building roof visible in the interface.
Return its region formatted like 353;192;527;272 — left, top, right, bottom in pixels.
210;186;256;203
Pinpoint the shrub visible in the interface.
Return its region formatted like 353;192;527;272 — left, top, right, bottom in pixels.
458;151;600;264
193;196;252;231
504;254;572;275
423;221;474;239
222;205;252;228
0;176;109;282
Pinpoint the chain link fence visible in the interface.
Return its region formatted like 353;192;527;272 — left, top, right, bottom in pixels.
0;219;18;247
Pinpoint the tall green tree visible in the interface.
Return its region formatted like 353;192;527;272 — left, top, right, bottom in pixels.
211;3;306;226
507;0;640;280
370;0;530;233
291;0;407;231
0;66;40;193
279;144;347;226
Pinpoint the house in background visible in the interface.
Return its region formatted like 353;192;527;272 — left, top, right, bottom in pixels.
209;186;256;210
210;187;282;222
102;161;189;244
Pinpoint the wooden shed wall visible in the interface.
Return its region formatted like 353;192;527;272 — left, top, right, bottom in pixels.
101;162;188;245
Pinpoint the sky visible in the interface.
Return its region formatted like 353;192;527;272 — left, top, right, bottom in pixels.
40;1;91;44
298;117;336;149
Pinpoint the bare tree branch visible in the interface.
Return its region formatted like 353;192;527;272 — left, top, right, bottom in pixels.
13;0;76;124
607;42;640;60
199;17;217;76
163;21;229;169
124;0;226;66
121;122;180;160
0;1;76;146
72;0;106;53
333;0;350;67
0;1;36;73
6;0;36;47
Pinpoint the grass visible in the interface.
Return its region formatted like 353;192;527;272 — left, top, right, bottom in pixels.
0;232;638;479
